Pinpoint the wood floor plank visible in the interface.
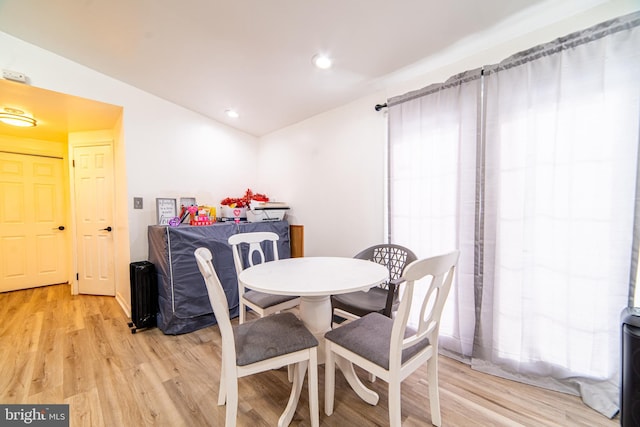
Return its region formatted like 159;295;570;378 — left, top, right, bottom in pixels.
30;326;64;396
29;385;64;405
62;328;97;399
65;388;105;427
46;283;69;302
100;316;148;372
128;362;184;426
0;348;37;403
83;313;115;360
2;299;42;344
162;375;215;426
93;358;146;427
0;285;620;426
63;297;86;332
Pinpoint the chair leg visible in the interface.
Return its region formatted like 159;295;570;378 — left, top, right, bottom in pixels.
324;343;336;416
239;301;245;324
225;375;238;427
218;362;226;406
427;358;442;427
308;350;319;427
388;377;402;427
287;364;294;382
278;361;307;427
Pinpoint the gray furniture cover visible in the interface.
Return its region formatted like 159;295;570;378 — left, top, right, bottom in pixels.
148;220;290;334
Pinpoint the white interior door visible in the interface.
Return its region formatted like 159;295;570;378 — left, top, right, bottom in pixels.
74;145;115;296
0;152;68;292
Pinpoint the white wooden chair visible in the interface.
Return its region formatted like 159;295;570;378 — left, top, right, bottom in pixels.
228;231;300;324
324;250;460;427
194;247;319;427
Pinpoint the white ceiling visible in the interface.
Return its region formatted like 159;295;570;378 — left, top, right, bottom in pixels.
0;0;556;137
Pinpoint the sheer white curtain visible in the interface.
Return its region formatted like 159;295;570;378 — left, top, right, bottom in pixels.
475;17;640;417
388;70;480;358
387;12;640;417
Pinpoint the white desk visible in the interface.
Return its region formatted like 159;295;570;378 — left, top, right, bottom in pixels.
238;257;388;356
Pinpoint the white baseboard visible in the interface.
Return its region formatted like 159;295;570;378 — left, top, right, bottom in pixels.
115;291;131;318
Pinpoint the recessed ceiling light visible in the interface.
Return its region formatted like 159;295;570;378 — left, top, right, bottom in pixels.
312;54;332;70
225;109;239;119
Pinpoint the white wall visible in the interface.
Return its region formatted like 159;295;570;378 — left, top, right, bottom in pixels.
122;104;258;261
258;93;387;257
258;0;639;257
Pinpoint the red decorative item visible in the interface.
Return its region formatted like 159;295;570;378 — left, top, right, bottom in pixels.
220;188;270;208
190;213;213;226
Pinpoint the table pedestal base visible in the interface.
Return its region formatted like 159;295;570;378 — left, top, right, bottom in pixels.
335;357;379;405
299;295;332;363
297;295;378;405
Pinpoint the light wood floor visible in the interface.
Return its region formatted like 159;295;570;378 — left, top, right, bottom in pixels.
0;284;619;426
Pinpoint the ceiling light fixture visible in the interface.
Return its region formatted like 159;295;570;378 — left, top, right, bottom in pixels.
225;109;239;119
312;54;332;70
0;107;36;127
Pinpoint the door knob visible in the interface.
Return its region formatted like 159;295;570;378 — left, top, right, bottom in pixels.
52;226;65;230
100;226;112;232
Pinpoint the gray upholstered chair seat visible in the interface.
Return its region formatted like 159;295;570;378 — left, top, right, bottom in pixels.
234;312;318;366
324;312;428;370
243;290;298;310
331;287;393;318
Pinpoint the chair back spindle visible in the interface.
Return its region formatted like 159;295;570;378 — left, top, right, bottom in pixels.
229;231;279;275
392;251;460;364
228;231;299;324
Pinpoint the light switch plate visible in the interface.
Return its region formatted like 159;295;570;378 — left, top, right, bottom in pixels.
133;197;143;209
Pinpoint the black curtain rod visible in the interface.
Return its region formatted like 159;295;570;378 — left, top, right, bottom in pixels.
374;103;387;111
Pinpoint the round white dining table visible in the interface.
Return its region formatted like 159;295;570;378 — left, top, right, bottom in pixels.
238;256;389;357
239;256;389;406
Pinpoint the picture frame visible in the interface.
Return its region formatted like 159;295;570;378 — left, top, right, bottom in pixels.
156;198;177;225
179;197;196;208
